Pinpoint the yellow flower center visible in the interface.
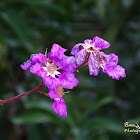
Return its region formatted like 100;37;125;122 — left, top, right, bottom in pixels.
42;59;60;78
55;86;64;97
47;63;57;74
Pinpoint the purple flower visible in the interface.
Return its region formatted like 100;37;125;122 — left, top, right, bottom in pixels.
99;52;126;80
21;43;78;89
52;99;67;118
21;44;79;117
71;36;126;80
48;86;67;118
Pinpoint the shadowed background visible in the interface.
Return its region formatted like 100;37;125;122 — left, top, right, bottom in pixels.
0;0;140;140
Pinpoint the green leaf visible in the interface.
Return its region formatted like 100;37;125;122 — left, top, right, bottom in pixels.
85;117;124;134
24;0;65;15
27;125;50;140
96;0;106;18
1;10;36;52
129;118;140;124
80;96;115;122
10;109;60;124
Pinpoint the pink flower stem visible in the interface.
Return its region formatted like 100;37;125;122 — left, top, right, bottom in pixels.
0;81;46;105
37;90;49;97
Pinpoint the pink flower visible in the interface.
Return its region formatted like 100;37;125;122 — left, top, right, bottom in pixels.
71;36;126;80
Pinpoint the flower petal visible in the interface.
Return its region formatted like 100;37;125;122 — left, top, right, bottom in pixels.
49;43;67;63
58;55;77;72
71;43;83;56
88;54;99;76
31;53;47;64
75;49;86;66
107;53;118;66
48;89;61;99
48;90;67;118
30;62;45;77
52;99;67;118
43;76;60;89
20;59;32;70
82;39;94;50
99;52;118;68
93;36;110;50
84;39;93;44
103;65;126;80
59;72;78;89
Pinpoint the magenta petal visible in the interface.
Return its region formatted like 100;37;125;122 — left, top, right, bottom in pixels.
59;72;78;89
48;89;67;118
93;36;110;50
107;53;118;66
49;43;67;63
58;55;77;72
29;62;48;79
99;52;118;68
84;39;93;44
52;99;67;118
88;54;99;76
43;76;60;89
71;43;83;56
20;53;47;70
30;62;45;77
48;89;61;99
31;53;47;64
99;52;110;61
75;49;86;66
20;59;32;70
103;65;126;80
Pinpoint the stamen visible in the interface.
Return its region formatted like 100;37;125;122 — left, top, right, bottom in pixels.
45;48;48;57
64;91;70;94
47;63;57;74
55;86;65;97
42;59;60;78
99;58;107;71
89;47;94;51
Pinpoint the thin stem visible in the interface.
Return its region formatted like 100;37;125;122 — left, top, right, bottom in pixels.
0;82;45;105
37;90;49;97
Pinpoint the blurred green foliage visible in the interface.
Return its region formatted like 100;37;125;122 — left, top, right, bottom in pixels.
0;0;140;140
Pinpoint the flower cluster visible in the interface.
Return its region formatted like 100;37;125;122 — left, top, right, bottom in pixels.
21;44;78;118
71;36;126;80
20;36;126;118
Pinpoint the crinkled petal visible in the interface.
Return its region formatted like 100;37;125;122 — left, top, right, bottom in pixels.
71;43;83;56
103;65;126;80
99;52;118;68
84;39;93;44
107;53;118;66
58;55;77;72
93;36;110;50
49;43;67;63
43;76;60;89
59;72;78;89
82;39;93;50
30;62;46;77
52;99;67;118
48;89;61;100
31;53;47;64
20;59;32;70
99;52;109;68
88;54;99;76
48;90;67;118
75;49;86;66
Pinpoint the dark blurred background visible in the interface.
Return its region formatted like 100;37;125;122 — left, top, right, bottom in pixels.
0;0;140;140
